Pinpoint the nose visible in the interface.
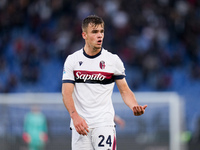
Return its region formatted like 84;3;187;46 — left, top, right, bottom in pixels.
98;32;103;38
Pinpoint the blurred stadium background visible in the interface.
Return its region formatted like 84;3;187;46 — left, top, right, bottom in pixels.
0;92;185;150
0;0;200;150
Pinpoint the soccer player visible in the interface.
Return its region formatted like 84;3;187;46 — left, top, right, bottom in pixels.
62;15;147;150
23;105;48;150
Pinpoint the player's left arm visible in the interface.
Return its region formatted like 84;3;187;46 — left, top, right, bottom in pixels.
114;115;125;128
115;78;147;116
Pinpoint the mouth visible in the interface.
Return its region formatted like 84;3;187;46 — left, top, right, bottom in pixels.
97;40;102;45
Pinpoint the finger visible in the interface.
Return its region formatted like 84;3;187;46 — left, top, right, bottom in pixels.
137;106;143;115
84;122;89;131
75;127;82;135
133;106;144;116
132;106;137;115
133;107;139;116
134;111;138;116
82;122;89;133
85;127;89;133
78;128;86;135
143;105;148;109
133;106;138;116
140;106;146;114
138;106;143;112
80;126;88;135
76;125;84;135
135;106;142;115
134;106;140;115
133;106;139;111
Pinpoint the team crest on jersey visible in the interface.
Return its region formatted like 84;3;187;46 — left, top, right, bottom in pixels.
99;61;105;69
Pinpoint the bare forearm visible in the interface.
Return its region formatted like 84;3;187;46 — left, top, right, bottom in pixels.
62;83;89;135
62;95;77;118
117;80;147;116
120;89;138;110
116;79;147;116
116;78;139;110
62;83;78;118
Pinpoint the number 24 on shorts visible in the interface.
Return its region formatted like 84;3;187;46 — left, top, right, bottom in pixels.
98;135;112;147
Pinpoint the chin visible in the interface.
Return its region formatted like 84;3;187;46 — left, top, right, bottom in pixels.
94;46;102;50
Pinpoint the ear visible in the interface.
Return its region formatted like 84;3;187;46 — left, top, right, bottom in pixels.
82;32;87;39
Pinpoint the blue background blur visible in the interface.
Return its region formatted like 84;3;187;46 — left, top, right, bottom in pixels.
0;0;200;148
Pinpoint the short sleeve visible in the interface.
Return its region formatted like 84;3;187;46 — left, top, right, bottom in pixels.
62;55;75;84
114;55;126;80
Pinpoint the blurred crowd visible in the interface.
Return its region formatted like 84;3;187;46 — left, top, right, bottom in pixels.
0;0;200;93
0;0;200;92
0;0;200;145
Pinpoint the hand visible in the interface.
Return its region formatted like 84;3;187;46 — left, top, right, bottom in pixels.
22;133;31;143
114;115;125;128
133;105;147;116
72;112;89;135
40;132;48;142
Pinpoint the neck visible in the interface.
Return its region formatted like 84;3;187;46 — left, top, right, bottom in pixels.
84;45;101;56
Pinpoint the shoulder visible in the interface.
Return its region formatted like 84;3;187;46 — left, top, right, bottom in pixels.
102;48;123;64
102;48;119;60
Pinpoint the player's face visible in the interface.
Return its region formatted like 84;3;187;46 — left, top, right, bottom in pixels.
82;23;104;51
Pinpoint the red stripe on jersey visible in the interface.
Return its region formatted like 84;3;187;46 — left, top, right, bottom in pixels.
74;70;113;79
74;70;113;80
73;70;116;84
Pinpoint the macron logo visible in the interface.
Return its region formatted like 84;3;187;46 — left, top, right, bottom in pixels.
79;61;83;66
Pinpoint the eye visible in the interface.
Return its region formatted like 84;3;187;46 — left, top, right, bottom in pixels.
92;30;98;33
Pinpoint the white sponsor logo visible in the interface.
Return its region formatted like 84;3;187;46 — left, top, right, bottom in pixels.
76;72;106;82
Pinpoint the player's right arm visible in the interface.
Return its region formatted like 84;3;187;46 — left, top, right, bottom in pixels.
62;82;89;135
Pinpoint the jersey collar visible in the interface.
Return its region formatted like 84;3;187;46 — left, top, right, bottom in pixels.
83;48;102;59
